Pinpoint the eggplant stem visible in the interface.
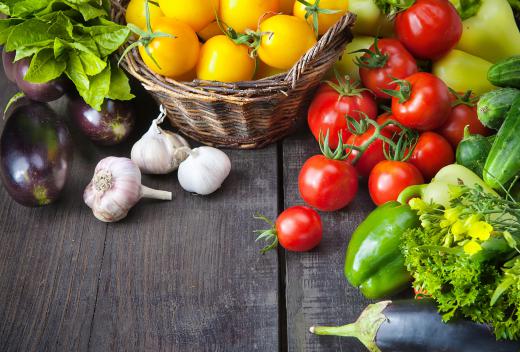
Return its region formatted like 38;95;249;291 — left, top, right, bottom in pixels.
141;185;172;200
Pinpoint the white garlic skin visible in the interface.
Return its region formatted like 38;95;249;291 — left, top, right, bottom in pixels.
131;124;191;175
84;157;143;222
177;147;231;195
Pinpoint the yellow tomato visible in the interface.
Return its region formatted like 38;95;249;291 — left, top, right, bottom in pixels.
257;15;316;70
254;60;286;80
197;21;224;42
220;0;280;33
196;35;255;82
139;17;200;78
158;0;219;32
280;0;295;13
125;0;164;29
293;0;348;35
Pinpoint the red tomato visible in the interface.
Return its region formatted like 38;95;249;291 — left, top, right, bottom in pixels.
391;72;451;131
276;206;322;252
437;93;492;147
410;132;454;180
346;127;392;178
298;155;359;211
307;80;378;149
395;0;462;60
358;38;418;99
368;160;424;205
376;112;402;136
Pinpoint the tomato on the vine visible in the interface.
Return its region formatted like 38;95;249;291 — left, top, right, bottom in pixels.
158;0;219;32
376;112;402;136
196;35;255;82
357;38;418;99
346;126;393;178
437;91;492;147
307;77;377;149
257;15;316;70
293;0;349;35
395;0;462;60
138;17;200;78
255;206;322;252
368;160;424;205
389;72;451;131
299;153;359;212
125;0;164;30
410;132;454;180
220;0;279;33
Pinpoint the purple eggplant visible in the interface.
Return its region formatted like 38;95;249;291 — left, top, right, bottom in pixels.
68;97;135;146
2;49;16;83
0;99;72;207
15;57;67;102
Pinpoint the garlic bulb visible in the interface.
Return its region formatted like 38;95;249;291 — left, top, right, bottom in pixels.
131;105;191;174
84;157;172;222
178;147;231;195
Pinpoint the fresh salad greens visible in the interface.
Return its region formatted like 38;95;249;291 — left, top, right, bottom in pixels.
0;0;133;110
402;185;520;340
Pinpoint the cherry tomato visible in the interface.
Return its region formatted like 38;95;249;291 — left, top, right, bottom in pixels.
390;72;451;131
158;0;219;32
276;206;322;252
139;17;200;78
410;132;454;180
368;160;424;205
197;21;224;42
196;35;255;82
346;127;392;178
258;15;317;70
280;0;295;13
299;155;359;211
125;0;164;29
293;0;348;35
307;79;378;149
358;39;418;99
220;0;279;33
376;112;402;136
395;0;462;60
437;92;492;147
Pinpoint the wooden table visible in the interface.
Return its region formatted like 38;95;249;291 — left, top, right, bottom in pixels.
0;67;374;351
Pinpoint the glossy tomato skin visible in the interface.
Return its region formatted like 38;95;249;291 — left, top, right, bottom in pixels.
139;17;200;78
437;98;492;148
410;132;454;180
275;206;322;252
158;0;219;32
298;155;359;211
347;127;392;178
196;35;255;82
376;112;402;136
391;72;451;131
359;39;418;99
368;160;424;205
125;0;164;29
308;82;378;149
220;0;279;33
395;0;462;60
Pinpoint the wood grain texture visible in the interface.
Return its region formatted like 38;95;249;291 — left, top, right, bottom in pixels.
282;127;373;352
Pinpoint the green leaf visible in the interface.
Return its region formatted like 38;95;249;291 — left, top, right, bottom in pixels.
24;48;66;83
82;65;111;111
106;63;134;101
11;0;49;17
5;19;54;52
79;50;106;76
4;92;25;115
491;277;515;306
82;20;130;58
449;0;482;20
66;51;89;94
14;46;40;61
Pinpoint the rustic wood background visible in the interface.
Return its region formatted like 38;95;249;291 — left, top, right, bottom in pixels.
0;64;374;351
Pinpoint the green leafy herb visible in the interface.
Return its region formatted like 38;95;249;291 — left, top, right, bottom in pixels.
449;0;482;20
0;0;134;110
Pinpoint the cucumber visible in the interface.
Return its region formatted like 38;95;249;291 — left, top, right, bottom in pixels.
488;56;520;88
456;127;494;178
484;95;520;189
477;88;520;129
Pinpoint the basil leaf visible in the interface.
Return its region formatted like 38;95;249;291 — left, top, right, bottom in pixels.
15;46;41;61
5;19;54;52
83;65;111;111
107;63;134;101
24;48;67;83
66;52;90;94
81;20;130;58
79;51;107;76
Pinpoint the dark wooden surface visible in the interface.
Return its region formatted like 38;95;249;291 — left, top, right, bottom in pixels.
0;64;372;351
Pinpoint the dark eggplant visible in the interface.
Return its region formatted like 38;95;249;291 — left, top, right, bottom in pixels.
68;97;135;146
14;57;67;102
310;300;520;352
0;99;72;207
2;49;16;83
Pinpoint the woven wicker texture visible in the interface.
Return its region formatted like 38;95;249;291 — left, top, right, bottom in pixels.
111;1;356;148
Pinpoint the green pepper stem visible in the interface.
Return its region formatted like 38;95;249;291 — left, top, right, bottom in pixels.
397;184;426;204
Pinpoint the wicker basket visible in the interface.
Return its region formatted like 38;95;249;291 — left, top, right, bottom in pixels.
111;1;356;149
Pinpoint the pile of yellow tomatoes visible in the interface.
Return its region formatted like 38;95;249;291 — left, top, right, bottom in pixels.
125;0;349;82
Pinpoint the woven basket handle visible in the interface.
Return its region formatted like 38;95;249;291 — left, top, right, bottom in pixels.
286;13;356;89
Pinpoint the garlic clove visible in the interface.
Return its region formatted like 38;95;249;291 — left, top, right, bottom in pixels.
177;146;231;195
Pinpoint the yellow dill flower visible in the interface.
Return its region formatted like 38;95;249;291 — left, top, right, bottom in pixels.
464;241;482;256
409;197;428;212
444;207;461;223
440;219;452;228
463;214;481;228
451;220;467;236
468;221;493;241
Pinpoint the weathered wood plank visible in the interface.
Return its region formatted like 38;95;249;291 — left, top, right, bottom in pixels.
88;113;281;351
283;127;373;352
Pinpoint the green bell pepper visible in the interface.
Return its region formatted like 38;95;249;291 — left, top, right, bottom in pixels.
344;201;419;299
